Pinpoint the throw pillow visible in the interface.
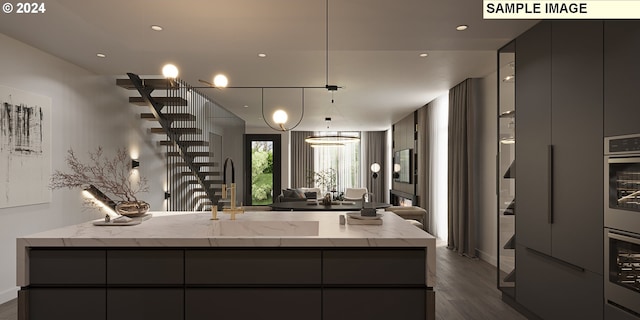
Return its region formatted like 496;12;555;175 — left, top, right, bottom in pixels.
293;188;306;199
282;189;298;199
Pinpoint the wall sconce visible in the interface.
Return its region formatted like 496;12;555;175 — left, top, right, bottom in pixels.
131;159;140;169
370;162;381;179
82;184;117;216
393;163;401;179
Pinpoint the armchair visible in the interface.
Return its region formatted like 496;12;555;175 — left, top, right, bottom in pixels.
343;188;368;201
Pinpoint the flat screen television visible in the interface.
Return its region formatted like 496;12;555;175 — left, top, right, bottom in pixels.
393;148;412;183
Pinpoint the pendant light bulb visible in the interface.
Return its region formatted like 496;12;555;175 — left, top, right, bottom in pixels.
162;64;179;79
213;74;228;88
273;110;288;125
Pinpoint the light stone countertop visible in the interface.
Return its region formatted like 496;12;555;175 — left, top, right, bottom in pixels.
17;211;436;286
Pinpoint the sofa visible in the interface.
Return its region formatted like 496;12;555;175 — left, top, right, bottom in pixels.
275;187;323;203
385;206;428;231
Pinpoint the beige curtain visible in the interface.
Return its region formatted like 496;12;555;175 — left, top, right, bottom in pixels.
291;131;314;188
448;78;478;257
417;105;429;215
363;131;387;203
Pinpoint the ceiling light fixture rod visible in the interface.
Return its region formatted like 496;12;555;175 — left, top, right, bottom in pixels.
326;0;329;87
197;79;340;90
324;0;338;102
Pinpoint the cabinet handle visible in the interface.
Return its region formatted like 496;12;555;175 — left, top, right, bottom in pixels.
548;145;554;224
609;230;640;246
496;154;499;197
526;247;585;273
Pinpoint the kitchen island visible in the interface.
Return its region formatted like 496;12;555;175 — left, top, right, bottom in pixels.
17;211;436;320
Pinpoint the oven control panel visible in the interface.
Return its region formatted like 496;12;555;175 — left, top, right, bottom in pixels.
606;134;640;155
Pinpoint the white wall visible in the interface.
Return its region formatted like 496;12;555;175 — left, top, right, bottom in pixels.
476;71;498;266
0;33;166;304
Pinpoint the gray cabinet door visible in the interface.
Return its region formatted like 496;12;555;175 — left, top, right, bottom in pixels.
185;249;321;285
186;288;321;320
604;21;640;137
107;249;183;285
516;245;603;320
323;288;426;320
29;288;106;320
29;249;106;285
515;21;552;255
550;20;604;275
107;288;183;320
323;249;425;285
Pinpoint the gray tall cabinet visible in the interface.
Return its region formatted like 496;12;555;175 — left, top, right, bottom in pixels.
604;21;640;137
514;20;604;319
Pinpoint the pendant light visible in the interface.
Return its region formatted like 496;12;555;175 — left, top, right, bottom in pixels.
159;0;342;133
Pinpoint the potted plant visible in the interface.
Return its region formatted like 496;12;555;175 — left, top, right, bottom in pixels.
306;168;337;195
49;147;149;216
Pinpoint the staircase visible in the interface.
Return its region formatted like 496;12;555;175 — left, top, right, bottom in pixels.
117;74;221;210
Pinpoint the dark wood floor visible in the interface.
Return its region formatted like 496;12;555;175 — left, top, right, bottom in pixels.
0;242;526;320
0;298;16;320
435;241;526;320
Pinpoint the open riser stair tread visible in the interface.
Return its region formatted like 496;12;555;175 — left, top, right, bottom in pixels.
116;78;178;90
159;140;209;146
167;151;210;157
150;127;202;134
141;113;196;121
181;172;220;177
174;162;219;167
186;180;224;185
129;96;187;106
192;187;222;193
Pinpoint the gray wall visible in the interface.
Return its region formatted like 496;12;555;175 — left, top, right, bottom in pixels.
476;71;499;265
0;33;167;303
392;113;416;198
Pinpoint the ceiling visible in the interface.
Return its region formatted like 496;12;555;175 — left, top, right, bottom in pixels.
0;0;536;131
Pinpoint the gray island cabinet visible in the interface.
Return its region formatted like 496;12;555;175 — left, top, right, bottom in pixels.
17;211;436;320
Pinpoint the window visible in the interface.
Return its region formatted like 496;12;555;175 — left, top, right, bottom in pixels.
312;132;360;195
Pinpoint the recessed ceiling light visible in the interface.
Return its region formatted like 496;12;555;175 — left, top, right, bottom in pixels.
456;25;468;31
419;53;428;58
96;53;106;58
244;105;249;108
257;53;267;58
151;25;163;31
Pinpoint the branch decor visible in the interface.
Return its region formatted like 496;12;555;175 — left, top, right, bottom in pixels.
50;147;149;215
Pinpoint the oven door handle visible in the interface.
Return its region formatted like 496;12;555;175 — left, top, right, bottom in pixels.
609;230;640;246
548;144;554;224
607;156;640;164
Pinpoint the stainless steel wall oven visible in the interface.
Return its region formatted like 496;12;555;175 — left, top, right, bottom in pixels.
605;134;640;234
605;229;640;316
605;134;640;317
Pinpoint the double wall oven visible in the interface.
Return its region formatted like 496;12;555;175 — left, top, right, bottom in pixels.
605;134;640;317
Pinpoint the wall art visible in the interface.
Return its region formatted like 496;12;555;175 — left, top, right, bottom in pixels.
0;85;51;208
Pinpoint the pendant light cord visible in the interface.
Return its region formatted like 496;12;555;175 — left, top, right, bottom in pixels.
325;0;329;86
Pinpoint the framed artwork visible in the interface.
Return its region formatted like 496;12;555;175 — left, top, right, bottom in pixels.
0;85;51;208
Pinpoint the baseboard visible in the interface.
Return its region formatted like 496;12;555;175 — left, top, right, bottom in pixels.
0;286;18;305
476;248;497;267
